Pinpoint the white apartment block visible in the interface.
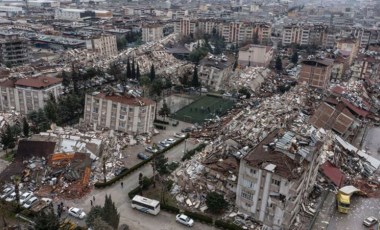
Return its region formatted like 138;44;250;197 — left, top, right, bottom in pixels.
55;8;112;21
83;92;156;134
142;25;163;42
86;35;117;58
236;130;321;230
0;76;63;114
0;6;24;16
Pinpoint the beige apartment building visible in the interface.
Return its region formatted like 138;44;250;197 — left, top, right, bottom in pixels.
142;24;163;42
174;18;197;36
0;76;63;114
282;23;328;47
336;37;359;66
238;44;273;67
86;35;118;58
83;92;156;134
236;130;322;230
298;59;333;90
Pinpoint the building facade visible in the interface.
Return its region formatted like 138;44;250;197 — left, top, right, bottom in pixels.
55;8;112;21
0;76;63;114
142;24;163;42
336;38;359;66
236;130;321;229
86;35;117;58
282;23;328;47
0;36;29;66
238;44;273;67
83;92;156;134
298;59;333;90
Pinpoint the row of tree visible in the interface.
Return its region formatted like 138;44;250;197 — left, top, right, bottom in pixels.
0;118;29;152
86;195;120;230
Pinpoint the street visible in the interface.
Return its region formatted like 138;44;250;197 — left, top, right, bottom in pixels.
62;137;214;230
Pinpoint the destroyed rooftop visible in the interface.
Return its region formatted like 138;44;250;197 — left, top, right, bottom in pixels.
0;76;62;89
244;129;321;180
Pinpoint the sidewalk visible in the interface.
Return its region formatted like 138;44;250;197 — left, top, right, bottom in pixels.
311;191;336;230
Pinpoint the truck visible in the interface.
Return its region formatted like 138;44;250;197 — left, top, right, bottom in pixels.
30;198;52;213
336;185;362;214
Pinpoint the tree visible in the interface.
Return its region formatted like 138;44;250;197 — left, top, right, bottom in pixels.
61;71;71;88
1;125;16;151
206;192;228;213
149;64;155;82
131;59;136;79
22;117;29;137
12;175;21;211
136;63;140;81
158;101;171;120
138;173;143;195
44;94;58;123
291;50;298;64
149;79;163;97
252;30;259;44
275;56;282;72
34;208;60;230
93;217;113;230
116;37;127;51
102;195;120;229
191;66;200;88
86;205;103;228
154;154;169;175
238;87;251;99
126;59;132;80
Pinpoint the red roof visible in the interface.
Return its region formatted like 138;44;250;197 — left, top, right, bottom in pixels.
331;86;346;95
15;76;62;89
341;98;369;117
320;161;345;187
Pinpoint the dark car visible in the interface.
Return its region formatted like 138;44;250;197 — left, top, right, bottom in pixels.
181;127;193;133
114;167;129;176
137;152;149;160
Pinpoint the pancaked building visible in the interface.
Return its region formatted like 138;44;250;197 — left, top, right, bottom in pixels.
236;129;322;229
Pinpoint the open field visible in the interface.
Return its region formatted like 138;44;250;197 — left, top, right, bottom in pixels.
172;95;234;124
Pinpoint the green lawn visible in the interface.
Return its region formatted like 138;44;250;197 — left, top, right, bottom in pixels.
172;95;234;124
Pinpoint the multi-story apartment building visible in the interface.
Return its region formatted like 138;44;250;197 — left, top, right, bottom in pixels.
198;55;234;91
0;32;29;67
83;92;156;134
236;129;322;230
174;19;271;45
174;18;197;36
238;44;273;67
55;8;112;21
350;55;379;80
0;76;63;114
86;35;117;58
298;58;333;90
282;23;328;47
142;24;163;42
336;37;359;66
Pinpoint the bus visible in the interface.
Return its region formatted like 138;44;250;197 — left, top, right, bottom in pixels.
131;195;160;215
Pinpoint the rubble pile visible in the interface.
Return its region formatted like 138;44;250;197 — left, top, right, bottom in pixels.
227;67;272;92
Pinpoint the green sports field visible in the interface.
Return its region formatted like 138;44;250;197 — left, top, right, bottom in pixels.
172;95;235;124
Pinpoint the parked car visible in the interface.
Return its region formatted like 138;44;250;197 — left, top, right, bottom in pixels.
68;207;86;219
0;187;14;199
20;191;34;204
159;141;170;148
5;192;20;202
22;196;38;209
137;152;149;160
363;216;378;227
145;146;158;153
114;167;129;176
164;138;176;144
181;127;193;133
176;214;194;227
174;133;186;138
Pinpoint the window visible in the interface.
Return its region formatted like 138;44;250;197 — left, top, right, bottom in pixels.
121;106;127;112
112;104;117;109
241;191;253;200
272;179;280;186
250;169;256;174
129;107;134;112
93;107;98;113
245;203;252;208
242;179;253;188
119;115;125;120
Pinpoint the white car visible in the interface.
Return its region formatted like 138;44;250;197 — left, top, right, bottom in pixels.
5;192;20;202
68;207;86;219
0;187;14;199
176;214;194;227
159;141;170;148
363;216;378;227
19;191;33;204
174;133;186;138
164;138;176;144
22;196;38;209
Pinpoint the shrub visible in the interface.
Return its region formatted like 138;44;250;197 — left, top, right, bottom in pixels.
182;143;207;161
154;124;166;130
160;203;179;213
215;220;244;230
183;210;213;225
127;176;154;199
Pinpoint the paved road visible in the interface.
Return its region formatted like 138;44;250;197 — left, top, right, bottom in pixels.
63;139;214;230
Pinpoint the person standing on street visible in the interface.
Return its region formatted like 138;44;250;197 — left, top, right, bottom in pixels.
121;181;124;188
